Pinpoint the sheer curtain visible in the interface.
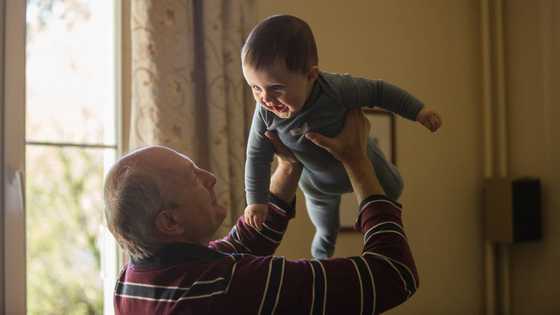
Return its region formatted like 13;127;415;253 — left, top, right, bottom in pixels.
128;0;255;231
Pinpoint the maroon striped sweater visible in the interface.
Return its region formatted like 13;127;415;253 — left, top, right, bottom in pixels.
114;194;418;314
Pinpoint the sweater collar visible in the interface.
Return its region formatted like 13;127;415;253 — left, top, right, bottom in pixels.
130;242;227;268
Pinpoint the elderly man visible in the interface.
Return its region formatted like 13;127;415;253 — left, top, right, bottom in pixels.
104;109;418;314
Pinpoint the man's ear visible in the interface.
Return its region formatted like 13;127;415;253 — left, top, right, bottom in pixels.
307;65;319;82
155;209;185;236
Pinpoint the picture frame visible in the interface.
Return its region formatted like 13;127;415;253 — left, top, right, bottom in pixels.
339;108;396;231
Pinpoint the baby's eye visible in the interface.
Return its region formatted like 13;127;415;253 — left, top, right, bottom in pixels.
252;85;262;92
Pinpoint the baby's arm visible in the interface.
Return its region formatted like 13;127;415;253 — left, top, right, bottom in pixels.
335;74;442;132
244;108;275;229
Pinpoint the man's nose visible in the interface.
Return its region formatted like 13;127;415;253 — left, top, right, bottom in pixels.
202;170;216;187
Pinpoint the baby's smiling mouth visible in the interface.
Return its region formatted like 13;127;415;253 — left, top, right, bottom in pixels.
271;104;288;113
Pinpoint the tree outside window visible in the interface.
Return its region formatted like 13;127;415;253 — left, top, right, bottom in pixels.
26;0;117;313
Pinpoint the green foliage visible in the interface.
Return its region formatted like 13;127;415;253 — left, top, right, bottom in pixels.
26;146;104;315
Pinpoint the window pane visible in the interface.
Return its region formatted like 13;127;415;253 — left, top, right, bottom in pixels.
26;145;114;314
26;0;116;145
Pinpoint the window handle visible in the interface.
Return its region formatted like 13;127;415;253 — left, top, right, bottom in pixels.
6;168;25;213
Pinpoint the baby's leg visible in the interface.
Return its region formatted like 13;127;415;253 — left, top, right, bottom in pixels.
367;137;404;200
300;171;341;259
306;193;341;259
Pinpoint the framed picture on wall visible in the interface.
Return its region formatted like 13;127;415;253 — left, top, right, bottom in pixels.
339;108;396;231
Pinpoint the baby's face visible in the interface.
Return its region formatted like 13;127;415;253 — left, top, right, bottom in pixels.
242;59;318;119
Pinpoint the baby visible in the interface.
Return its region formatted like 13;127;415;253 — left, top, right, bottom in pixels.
242;15;441;258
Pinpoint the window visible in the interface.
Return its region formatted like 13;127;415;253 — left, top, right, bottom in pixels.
24;0;120;313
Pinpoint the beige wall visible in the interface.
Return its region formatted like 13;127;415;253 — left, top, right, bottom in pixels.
259;1;485;314
505;1;560;314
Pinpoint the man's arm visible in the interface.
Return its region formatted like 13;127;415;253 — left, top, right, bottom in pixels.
267;131;302;203
220;197;417;315
221;195;418;315
210;132;302;256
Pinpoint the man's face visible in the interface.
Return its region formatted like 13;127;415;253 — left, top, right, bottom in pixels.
144;147;228;244
242;59;318;119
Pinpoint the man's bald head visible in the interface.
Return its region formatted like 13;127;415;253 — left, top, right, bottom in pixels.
103;146;184;259
104;145;226;259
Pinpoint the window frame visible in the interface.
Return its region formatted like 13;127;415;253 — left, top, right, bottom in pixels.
2;0;27;313
1;0;125;313
0;0;4;308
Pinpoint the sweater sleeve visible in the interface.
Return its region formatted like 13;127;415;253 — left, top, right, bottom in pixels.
245;106;275;205
208;194;295;256
332;73;424;121
221;195;419;315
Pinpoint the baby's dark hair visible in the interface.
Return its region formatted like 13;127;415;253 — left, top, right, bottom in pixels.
241;15;318;73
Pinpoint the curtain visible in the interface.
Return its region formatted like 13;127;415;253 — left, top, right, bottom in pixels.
129;0;255;232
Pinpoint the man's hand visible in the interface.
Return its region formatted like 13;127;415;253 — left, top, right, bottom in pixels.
416;107;442;132
305;108;384;202
266;130;302;205
244;203;268;230
265;131;300;166
304;108;370;164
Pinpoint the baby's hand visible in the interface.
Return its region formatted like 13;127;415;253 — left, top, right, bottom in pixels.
416;107;442;132
244;204;268;230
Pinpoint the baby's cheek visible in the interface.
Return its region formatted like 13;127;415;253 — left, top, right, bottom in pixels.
280;96;293;107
